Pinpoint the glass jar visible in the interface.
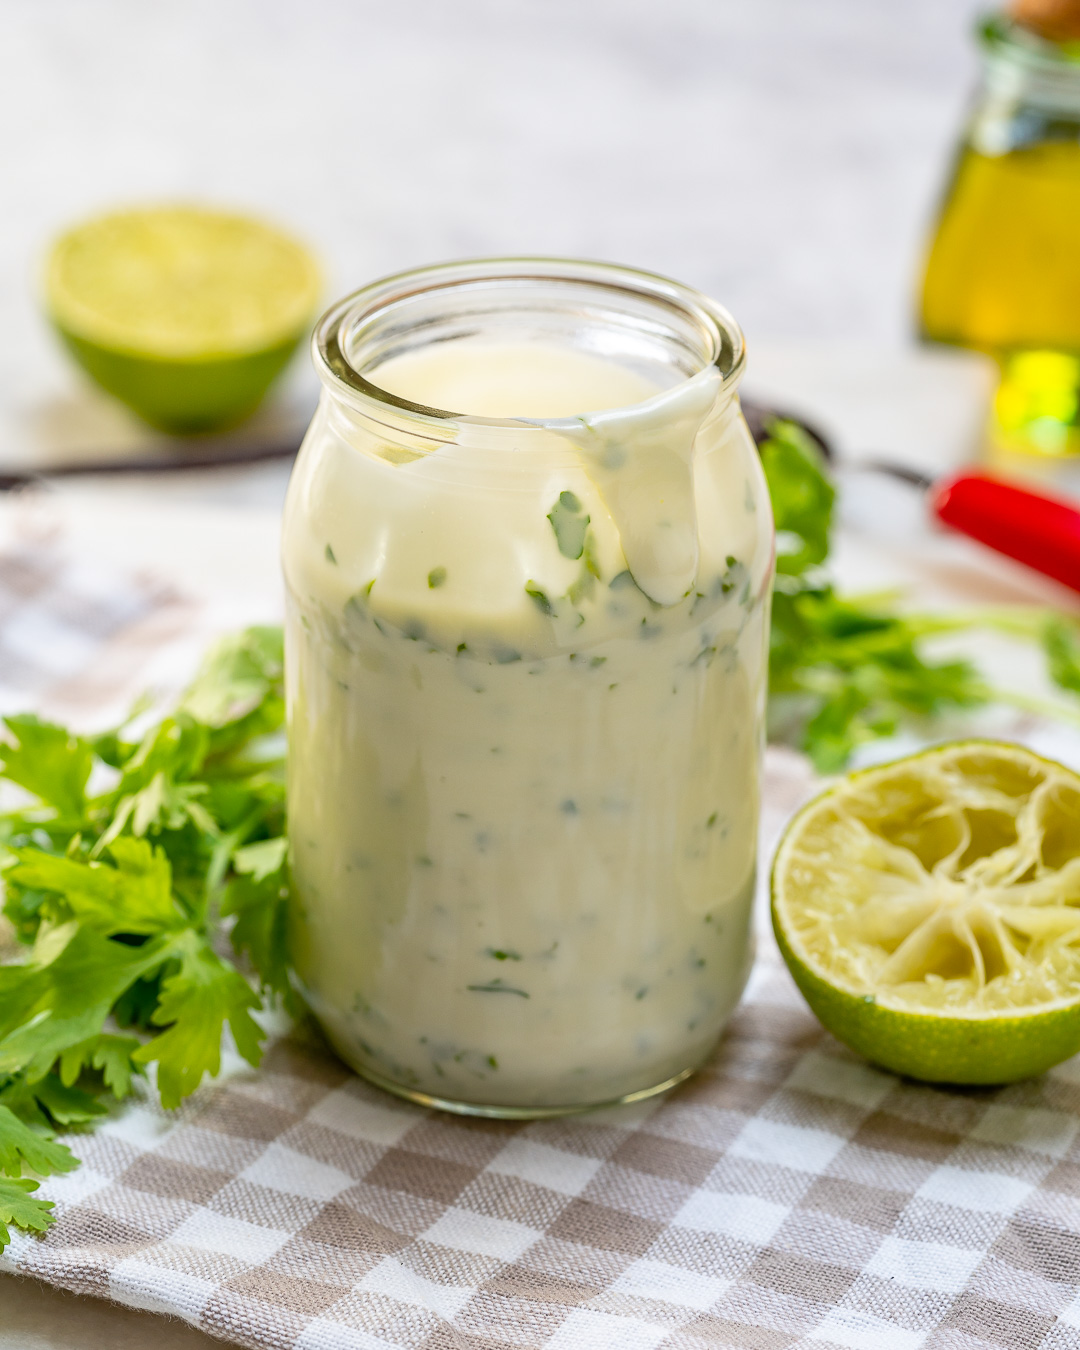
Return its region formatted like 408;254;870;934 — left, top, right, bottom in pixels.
919;14;1080;455
282;259;774;1117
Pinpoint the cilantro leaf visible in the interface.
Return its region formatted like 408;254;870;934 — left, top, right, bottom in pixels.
0;1103;78;1178
0;1078;52;1132
95;718;213;853
1;882;50;946
58;1034;141;1099
1045;617;1080;697
133;932;263;1109
0;927;174;1080
759;419;988;771
180;625;283;726
111;971;166;1034
0;1177;55;1250
759;419;834;576
0;715;92;821
178;624;284;754
0;1069;108;1130
768;583;987;772
233;837;287;882
222;862;291;1001
5;839;181;935
22;1074;108;1127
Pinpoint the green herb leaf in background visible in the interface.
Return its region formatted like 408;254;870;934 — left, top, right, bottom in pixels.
1045;616;1080;697
760;420;835;575
760;419;990;771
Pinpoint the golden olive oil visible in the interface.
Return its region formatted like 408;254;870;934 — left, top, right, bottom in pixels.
921;141;1080;455
919;10;1080;456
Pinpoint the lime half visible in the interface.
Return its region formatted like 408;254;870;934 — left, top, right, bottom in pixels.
46;205;321;433
772;741;1080;1084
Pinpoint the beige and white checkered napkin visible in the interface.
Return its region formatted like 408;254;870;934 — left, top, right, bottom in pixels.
0;516;197;727
4;527;1080;1350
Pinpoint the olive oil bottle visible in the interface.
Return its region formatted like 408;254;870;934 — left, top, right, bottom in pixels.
920;10;1080;455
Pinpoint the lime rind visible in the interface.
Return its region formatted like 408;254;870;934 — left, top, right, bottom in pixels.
773;915;1080;1084
56;329;303;435
772;740;1080;1084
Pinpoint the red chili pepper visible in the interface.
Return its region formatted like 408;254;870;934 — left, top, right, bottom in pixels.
931;472;1080;594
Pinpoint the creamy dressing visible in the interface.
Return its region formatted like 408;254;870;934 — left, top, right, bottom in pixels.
370;340;666;417
283;332;773;1110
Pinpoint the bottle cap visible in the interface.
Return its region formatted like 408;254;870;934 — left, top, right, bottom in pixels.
1011;0;1080;42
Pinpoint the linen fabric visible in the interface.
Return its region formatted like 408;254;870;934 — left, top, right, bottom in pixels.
0;524;178;716
8;959;1080;1350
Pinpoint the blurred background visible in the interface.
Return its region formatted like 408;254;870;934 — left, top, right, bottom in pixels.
1;0;991;474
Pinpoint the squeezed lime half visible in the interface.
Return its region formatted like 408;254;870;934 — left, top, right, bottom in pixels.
46;205;321;433
772;741;1080;1084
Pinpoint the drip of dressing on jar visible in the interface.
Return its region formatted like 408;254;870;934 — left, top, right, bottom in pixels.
371;341;721;606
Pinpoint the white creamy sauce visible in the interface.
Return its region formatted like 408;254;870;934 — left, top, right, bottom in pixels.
283;336;772;1109
369;340;666;418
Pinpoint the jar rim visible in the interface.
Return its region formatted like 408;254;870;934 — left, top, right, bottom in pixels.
312;257;746;431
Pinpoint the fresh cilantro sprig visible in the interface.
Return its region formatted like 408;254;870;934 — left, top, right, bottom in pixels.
1046;617;1080;697
0;626;289;1251
760;419;1080;771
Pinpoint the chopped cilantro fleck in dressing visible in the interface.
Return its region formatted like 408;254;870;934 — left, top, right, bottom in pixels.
547;490;590;560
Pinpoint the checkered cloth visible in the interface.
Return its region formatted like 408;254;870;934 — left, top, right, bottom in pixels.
0;518;191;725
4;525;1080;1350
